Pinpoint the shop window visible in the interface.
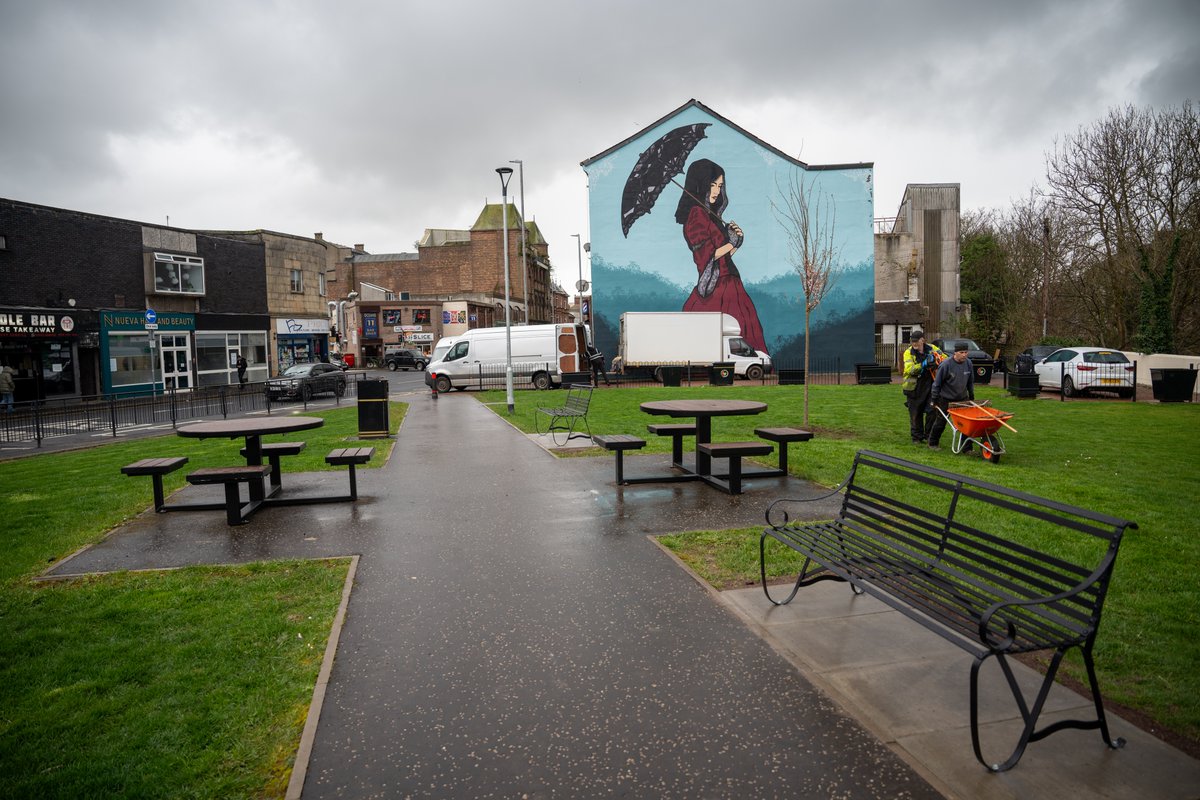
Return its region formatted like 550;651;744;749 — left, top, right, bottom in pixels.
290;269;304;293
152;253;205;295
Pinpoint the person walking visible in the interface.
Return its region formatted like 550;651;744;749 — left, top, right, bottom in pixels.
235;353;248;389
900;331;943;445
587;344;611;387
927;342;975;450
0;365;15;413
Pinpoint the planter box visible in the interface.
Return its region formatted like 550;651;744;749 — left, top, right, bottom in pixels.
855;363;892;385
1006;372;1040;399
778;369;806;386
1150;368;1197;402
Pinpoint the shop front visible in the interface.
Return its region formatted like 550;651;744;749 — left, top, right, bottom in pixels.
274;317;331;372
101;310;196;396
0;307;91;403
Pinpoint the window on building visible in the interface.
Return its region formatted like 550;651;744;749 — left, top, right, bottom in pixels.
290;269;304;293
413;308;431;325
319;271;327;297
153;253;205;295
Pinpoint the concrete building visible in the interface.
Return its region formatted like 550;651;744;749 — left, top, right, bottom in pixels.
873;184;962;367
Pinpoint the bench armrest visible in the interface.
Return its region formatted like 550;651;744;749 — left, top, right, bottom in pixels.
764;470;854;527
977;552;1118;652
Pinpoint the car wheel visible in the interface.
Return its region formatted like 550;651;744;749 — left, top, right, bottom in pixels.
532;372;552;390
1062;376;1077;397
415;360;426;371
745;364;764;381
388;361;397;371
654;367;664;383
335;381;345;397
435;375;452;394
302;384;314;401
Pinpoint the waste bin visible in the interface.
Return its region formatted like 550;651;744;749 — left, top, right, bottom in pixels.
854;363;892;385
709;362;735;386
778;368;806;385
1150;368;1197;402
659;366;682;387
357;378;390;437
343;353;356;368
1006;372;1040;399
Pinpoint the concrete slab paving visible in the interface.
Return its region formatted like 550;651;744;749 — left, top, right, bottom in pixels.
722;582;1200;799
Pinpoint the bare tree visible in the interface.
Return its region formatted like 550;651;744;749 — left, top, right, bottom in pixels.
772;173;842;426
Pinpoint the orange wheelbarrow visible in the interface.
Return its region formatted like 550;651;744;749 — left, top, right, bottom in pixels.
937;400;1015;464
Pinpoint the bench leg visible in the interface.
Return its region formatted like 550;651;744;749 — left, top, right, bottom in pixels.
727;457;743;494
152;475;167;512
778;444;789;474
614;451;625;485
671;435;684;467
268;455;283;489
346;465;358;501
223;482;246;525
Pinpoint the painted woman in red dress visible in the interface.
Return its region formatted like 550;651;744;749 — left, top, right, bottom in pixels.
674;158;768;354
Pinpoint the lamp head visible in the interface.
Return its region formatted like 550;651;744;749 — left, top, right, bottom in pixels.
496;166;513;194
347;290;359;300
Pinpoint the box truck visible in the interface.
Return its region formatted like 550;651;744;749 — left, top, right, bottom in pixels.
619;312;772;380
424;323;589;393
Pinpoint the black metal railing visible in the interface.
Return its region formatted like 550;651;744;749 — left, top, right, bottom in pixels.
0;377;361;448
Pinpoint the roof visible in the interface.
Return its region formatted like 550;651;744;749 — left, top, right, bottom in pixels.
471;203;523;231
580;98;872;171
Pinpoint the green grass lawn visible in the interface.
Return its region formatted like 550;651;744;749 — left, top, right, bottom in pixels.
480;382;1200;745
0;403;404;798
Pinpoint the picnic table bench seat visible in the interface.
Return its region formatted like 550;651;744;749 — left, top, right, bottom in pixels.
647;423;696;467
753;426;813;474
535;384;593;445
186;465;274;525
592;434;646;485
697;441;773;494
326;447;375;500
241;441;307;488
121;456;189;512
760;449;1137;771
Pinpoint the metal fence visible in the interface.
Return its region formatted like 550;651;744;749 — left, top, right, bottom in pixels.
0;378;361;448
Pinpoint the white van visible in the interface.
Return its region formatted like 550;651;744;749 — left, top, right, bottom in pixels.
425;323;589;393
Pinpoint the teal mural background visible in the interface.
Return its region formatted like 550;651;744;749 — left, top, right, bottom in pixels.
583;101;876;369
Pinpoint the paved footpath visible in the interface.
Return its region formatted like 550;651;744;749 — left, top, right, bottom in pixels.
44;391;1200;798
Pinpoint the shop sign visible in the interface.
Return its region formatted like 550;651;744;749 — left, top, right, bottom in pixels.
101;310;194;331
275;317;331;334
0;310;79;337
409;333;434;342
362;313;379;339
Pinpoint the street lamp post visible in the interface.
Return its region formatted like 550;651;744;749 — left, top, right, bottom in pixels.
572;233;587;328
497;167;515;414
509;159;528;324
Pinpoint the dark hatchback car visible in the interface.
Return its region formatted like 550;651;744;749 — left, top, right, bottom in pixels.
385;348;427;372
265;362;347;401
933;338;994;382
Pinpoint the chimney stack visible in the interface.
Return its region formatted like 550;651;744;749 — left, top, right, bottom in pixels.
314;232;324;240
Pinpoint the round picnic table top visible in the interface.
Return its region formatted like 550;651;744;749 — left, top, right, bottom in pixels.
177;415;325;439
640;399;767;417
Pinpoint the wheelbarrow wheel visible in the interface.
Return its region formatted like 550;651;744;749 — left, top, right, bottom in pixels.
980;433;1001;464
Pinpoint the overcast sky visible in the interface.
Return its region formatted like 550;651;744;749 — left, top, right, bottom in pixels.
2;0;1196;285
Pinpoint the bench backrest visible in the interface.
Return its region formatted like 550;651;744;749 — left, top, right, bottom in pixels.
564;384;592;413
837;450;1136;649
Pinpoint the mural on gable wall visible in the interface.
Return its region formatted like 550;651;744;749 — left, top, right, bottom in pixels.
582;100;875;370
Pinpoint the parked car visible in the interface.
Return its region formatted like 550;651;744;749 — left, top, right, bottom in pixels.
1022;345;1060;364
265;362;347;401
932;338;994;382
1033;347;1135;398
328;354;351;371
385;348;427;372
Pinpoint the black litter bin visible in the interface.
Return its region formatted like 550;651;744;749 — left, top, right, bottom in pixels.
710;362;735;386
854;363;891;385
357;378;390;437
659;366;682;387
1150;368;1197;402
1006;372;1040;398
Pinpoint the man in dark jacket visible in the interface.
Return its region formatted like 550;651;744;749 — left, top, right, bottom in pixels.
927;342;975;450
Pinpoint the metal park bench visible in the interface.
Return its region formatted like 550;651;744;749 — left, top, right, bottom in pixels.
760;449;1136;771
535;384;593;446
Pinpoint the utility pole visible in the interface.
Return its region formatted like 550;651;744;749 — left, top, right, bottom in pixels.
509;160;528;324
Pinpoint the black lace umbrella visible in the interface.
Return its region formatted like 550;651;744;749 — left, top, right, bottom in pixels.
620;123;710;237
